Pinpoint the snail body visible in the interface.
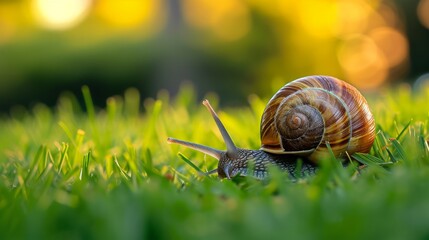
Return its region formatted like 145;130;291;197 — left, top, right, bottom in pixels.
168;76;375;179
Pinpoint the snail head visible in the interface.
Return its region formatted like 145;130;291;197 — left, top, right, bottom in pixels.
167;100;248;179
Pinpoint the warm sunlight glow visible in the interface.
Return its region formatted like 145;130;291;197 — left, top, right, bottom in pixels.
297;0;337;38
0;4;17;44
337;34;388;89
369;27;408;68
417;0;429;29
96;0;165;32
183;0;251;41
335;0;371;36
33;0;91;30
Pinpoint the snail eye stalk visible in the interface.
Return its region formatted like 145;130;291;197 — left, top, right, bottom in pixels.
167;137;223;160
202;100;239;158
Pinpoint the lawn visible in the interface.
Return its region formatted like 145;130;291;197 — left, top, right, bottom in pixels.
1;84;429;240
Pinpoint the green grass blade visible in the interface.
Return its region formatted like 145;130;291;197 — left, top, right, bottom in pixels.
353;153;390;173
177;152;207;176
79;151;91;181
25;145;45;182
386;149;398;163
58;121;76;146
81;85;96;122
57;143;69;174
81;85;99;142
396;120;412;141
114;155;131;181
390;139;408;162
353;153;388;165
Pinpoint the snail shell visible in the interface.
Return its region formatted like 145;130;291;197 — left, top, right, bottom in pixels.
260;75;376;161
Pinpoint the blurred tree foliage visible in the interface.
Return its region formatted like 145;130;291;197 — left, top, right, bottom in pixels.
0;0;428;111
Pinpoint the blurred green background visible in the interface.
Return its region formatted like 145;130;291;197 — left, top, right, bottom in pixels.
0;0;429;110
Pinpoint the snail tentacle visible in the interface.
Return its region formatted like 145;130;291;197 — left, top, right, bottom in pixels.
167;137;223;160
202;100;239;158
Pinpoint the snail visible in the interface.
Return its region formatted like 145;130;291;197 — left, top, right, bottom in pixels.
167;76;376;179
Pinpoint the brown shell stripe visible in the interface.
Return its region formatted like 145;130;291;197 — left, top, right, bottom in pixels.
304;89;352;160
342;89;375;154
316;76;375;154
261;76;334;151
274;91;325;152
260;75;375;159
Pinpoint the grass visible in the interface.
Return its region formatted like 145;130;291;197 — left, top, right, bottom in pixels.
1;84;429;240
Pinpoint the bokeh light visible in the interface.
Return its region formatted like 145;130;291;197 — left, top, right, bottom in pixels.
33;0;92;30
417;0;429;29
413;73;429;92
240;0;410;90
0;3;18;44
0;0;428;110
332;1;409;90
337;34;388;89
369;27;408;68
335;0;371;36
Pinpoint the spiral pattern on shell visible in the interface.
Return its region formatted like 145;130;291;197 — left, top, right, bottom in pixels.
260;75;375;162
